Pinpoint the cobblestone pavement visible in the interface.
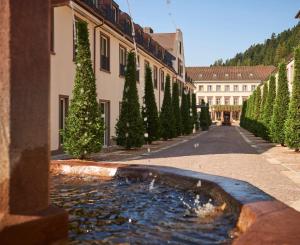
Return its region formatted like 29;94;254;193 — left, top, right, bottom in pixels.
124;125;300;211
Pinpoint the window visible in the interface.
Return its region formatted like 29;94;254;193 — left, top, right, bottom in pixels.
249;73;253;77
207;85;212;92
112;5;118;23
160;70;165;91
213;74;217;78
198;85;203;91
59;95;69;146
225;97;230;105
136;55;140;82
50;7;55;53
198;97;204;104
251;85;256;91
198;74;203;79
100;34;110;71
119;46;126;76
234;85;239;92
243;85;247;92
225;74;229;78
178;58;183;77
216;97;221;105
237;73;242;78
216;85;221;92
153;66;158;89
225;85;230;92
233;97;239;105
208;97;213;105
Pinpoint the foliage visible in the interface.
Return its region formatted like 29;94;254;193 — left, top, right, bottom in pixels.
62;21;103;159
263;75;276;131
212;23;300;66
270;63;290;145
172;82;182;136
159;75;176;140
142;65;160;143
192;93;200;130
284;46;300;151
199;100;209;130
181;90;191;135
116;52;145;148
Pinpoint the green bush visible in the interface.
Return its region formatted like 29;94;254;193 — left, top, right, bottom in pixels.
62;21;103;159
285;47;300;151
116;52;144;148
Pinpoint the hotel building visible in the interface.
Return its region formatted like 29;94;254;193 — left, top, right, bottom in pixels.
51;0;193;152
186;66;275;122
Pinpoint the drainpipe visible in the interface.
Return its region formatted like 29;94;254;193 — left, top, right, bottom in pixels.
93;20;104;73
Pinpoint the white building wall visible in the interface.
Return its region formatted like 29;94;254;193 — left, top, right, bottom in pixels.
50;4;179;151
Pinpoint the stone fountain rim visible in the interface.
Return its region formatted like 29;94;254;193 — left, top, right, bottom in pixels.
51;160;300;245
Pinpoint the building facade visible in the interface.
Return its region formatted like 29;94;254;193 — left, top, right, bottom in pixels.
50;0;190;152
186;66;275;122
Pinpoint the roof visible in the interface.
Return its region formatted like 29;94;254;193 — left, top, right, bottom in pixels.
150;33;176;52
186;65;276;82
296;10;300;18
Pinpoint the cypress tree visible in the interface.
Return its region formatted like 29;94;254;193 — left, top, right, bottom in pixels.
143;65;160;143
172;82;182;136
181;90;190;135
187;92;193;134
260;83;268;121
285;47;300;151
206;103;212;126
240;100;247;127
199;100;209;130
264;75;276;129
116;52;144;148
192;93;200;131
254;87;261;120
62;21;103;159
270;63;290;145
160;75;176;140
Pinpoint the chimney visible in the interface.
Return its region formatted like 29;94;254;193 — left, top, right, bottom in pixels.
144;27;154;34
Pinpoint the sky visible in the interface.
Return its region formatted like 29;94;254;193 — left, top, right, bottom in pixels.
115;0;300;67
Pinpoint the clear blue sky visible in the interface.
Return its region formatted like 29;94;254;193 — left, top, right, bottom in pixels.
115;0;300;66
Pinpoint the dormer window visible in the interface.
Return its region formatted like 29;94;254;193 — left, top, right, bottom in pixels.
249;73;253;77
213;74;217;78
225;73;229;78
237;73;242;77
198;74;202;78
112;5;118;23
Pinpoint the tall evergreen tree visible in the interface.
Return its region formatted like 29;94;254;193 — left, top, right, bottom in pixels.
181;90;190;135
116;52;144;148
206;103;212;126
263;75;276;129
172;82;182;136
192;93;200;131
240;100;247;127
160;75;176;140
62;21;103;159
270;63;290;145
254;86;261;121
143;65;160;143
260;83;268;121
187;92;194;133
199;100;209;131
285;46;300;151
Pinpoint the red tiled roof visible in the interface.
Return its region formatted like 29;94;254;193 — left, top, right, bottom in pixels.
150;33;176;52
186;65;276;82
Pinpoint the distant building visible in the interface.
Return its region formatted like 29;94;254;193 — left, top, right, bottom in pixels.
186;66;275;122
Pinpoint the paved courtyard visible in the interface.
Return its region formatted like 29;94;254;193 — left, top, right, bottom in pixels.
124;125;300;211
